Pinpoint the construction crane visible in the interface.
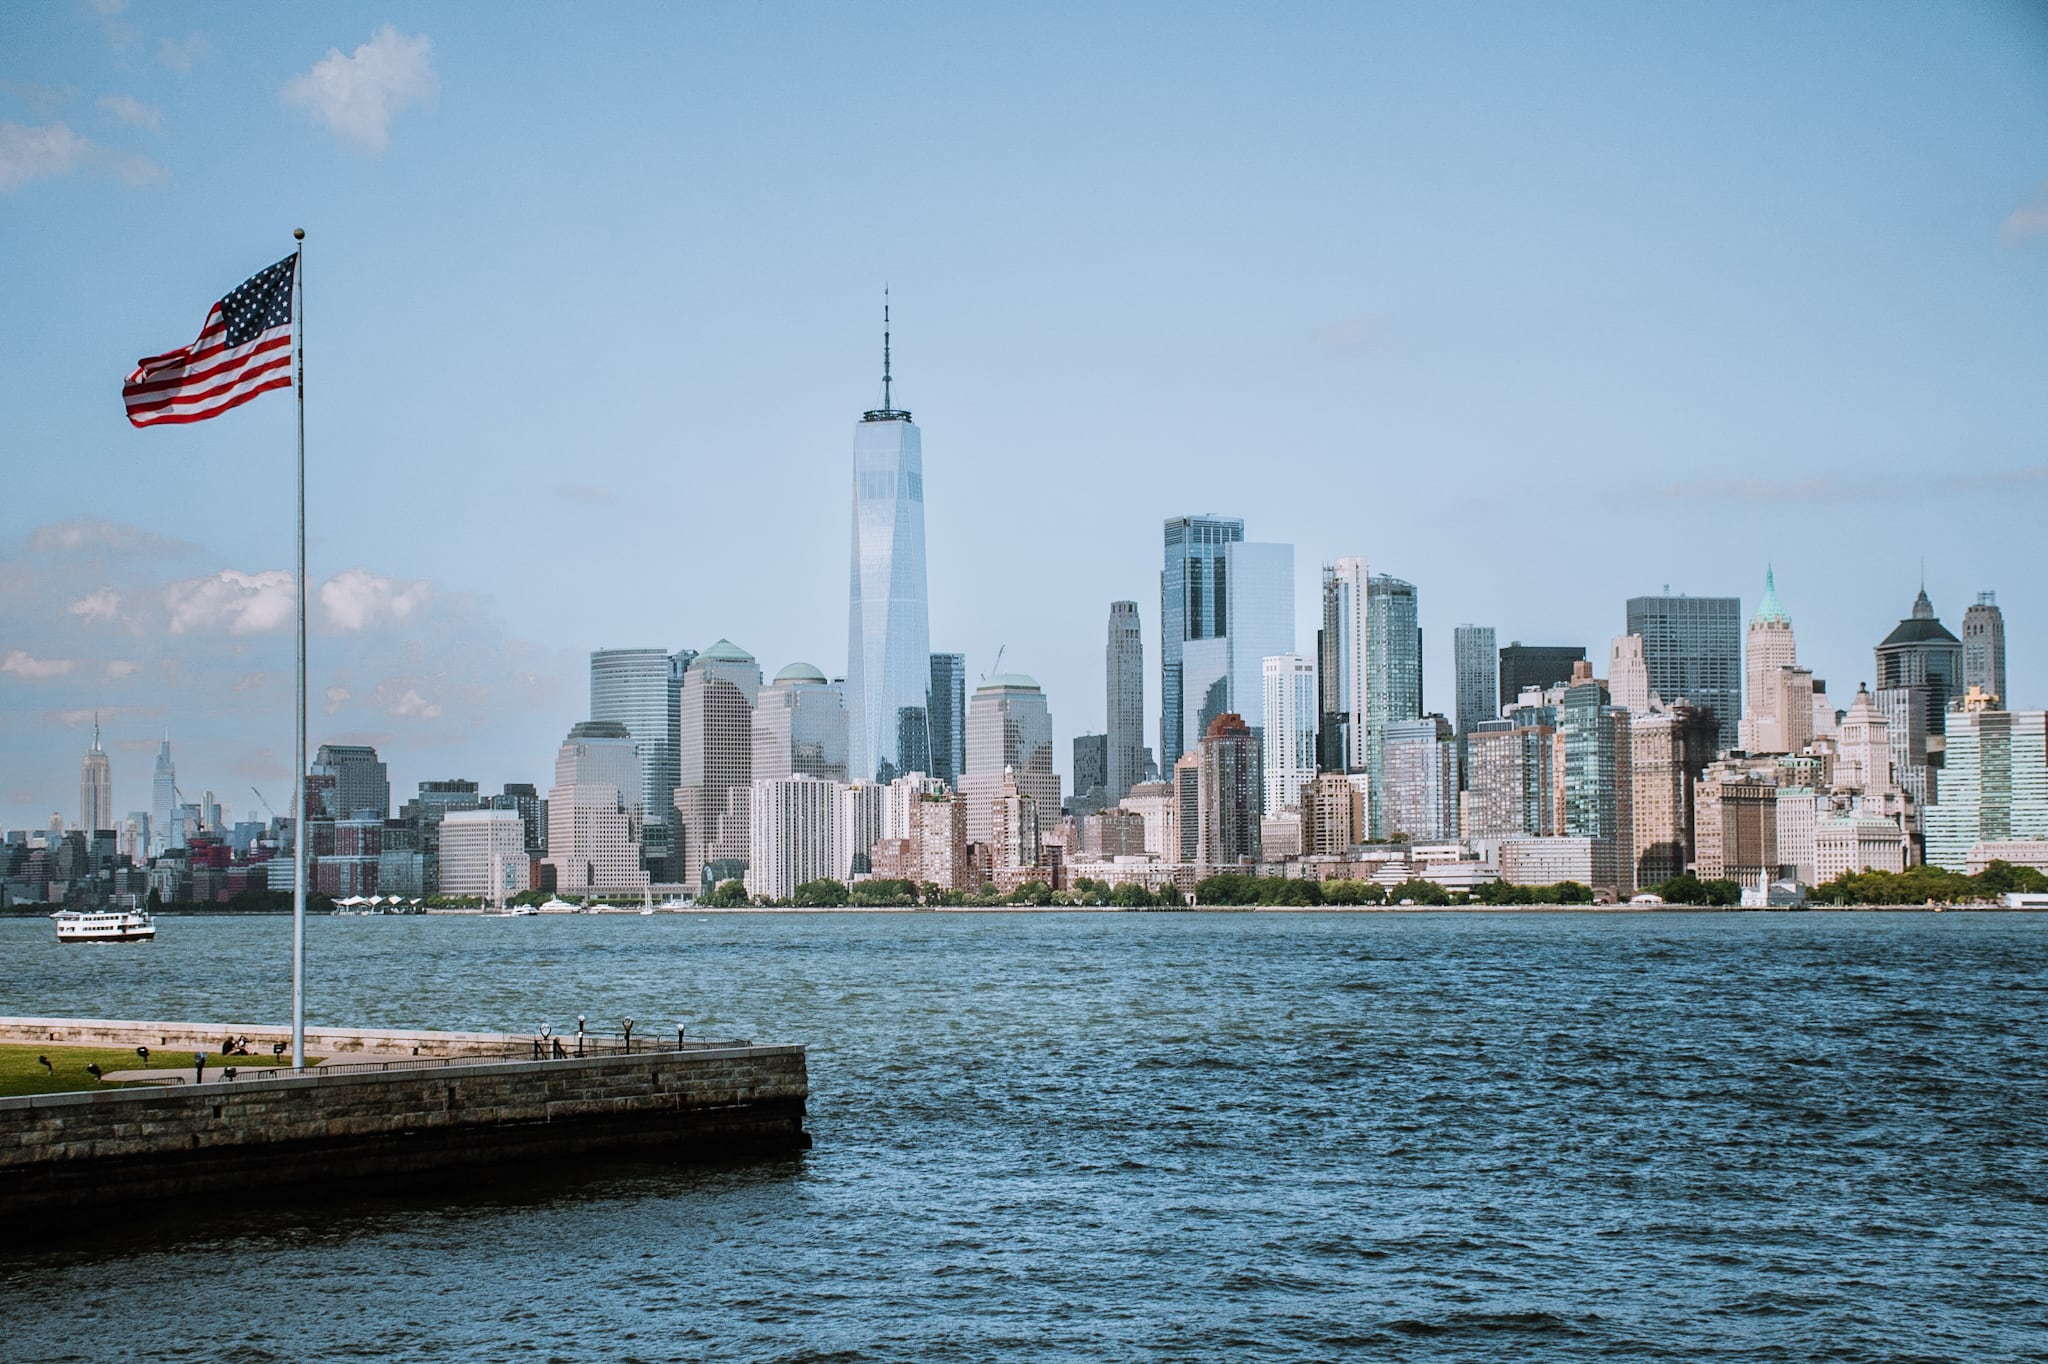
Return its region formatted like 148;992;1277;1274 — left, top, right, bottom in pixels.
250;787;277;821
985;644;1005;681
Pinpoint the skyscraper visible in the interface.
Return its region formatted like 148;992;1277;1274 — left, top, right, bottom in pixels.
1557;670;1634;898
752;663;850;783
543;720;649;896
1195;712;1261;868
1498;644;1586;707
928;652;967;787
1105;601;1145;802
1738;568;1810;756
1261;654;1318;814
1609;635;1652;715
1072;734;1109;809
846;302;932;783
1160;515;1244;771
675;640;762;889
1381;715;1458;843
1963;592;2007;705
1317;557;1369;772
1364;574;1422;835
79;717;112;835
1875;587;1964;807
1626;593;1742;752
310;743;390;820
959;673;1058;848
1453;626;1498;739
1923;707;2048;871
1224;541;1295;748
590;648;684;868
150;736;176;856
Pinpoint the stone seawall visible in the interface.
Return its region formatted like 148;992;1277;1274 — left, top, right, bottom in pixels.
0;1036;809;1221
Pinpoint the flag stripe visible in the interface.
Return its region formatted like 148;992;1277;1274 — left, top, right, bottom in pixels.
123;255;296;429
128;373;294;427
125;349;293;417
125;330;291;397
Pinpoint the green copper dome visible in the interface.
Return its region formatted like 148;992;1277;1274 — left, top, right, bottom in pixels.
774;661;828;684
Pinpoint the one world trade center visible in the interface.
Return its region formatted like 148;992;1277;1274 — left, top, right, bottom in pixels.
845;299;931;782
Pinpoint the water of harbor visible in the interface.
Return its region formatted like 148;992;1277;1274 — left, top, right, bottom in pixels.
1;910;2043;1362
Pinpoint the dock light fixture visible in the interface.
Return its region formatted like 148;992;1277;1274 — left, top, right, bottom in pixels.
576;1015;586;1057
622;1018;635;1054
676;1025;685;1051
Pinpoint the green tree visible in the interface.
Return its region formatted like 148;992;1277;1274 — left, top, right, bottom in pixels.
1003;878;1057;906
792;878;849;908
1387;877;1450;906
701;879;750;908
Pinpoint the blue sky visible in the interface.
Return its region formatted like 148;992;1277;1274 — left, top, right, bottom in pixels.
3;1;2044;829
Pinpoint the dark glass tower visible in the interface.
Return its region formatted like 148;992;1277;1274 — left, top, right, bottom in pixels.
1625;594;1742;753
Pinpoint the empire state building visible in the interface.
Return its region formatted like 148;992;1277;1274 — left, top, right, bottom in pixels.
845;299;932;782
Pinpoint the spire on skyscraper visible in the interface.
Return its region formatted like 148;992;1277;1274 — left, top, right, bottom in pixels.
1754;565;1787;624
864;287;910;423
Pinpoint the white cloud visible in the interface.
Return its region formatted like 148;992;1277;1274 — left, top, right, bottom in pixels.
105;660;141;680
324;684;352;714
2002;183;2048;247
97;94;160;130
0;120;163;191
1;649;76;680
320;568;429;632
163;569;296;635
156;34;209;75
280;26;437;154
376;681;443;721
68;588;122;623
0;120;93;191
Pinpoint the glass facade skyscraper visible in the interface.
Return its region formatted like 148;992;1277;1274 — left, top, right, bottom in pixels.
846;309;931;783
1105;601;1145;802
1364;574;1421;835
1317;557;1368;773
1225;541;1295;750
1453;625;1498;737
1160;515;1244;772
927;652;967;787
590;648;684;870
1626;594;1742;753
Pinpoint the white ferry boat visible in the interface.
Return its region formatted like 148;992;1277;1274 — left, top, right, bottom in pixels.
52;909;157;943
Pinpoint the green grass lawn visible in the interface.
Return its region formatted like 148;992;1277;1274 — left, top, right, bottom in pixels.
0;1043;317;1098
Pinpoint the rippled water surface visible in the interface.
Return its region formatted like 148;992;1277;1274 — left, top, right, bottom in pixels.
2;911;2044;1361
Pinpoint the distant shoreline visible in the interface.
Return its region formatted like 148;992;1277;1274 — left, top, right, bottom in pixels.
6;904;2035;918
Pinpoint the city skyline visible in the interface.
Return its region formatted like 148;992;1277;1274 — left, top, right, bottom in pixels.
3;4;2045;829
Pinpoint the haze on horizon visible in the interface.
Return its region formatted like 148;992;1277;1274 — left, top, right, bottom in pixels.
2;1;2044;828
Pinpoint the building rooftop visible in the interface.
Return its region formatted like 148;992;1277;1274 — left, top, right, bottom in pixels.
694;638;756;665
773;662;828;685
978;672;1040;692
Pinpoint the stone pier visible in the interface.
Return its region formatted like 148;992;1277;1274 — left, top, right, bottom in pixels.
0;1017;809;1221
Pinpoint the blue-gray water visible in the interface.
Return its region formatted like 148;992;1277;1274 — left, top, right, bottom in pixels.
2;911;2044;1362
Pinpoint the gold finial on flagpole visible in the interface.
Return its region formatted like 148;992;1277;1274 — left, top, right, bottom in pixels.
294;228;305;240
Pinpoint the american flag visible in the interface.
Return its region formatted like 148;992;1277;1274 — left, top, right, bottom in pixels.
123;254;296;427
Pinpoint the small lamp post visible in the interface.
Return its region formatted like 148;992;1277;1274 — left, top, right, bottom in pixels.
621;1017;634;1054
576;1014;586;1058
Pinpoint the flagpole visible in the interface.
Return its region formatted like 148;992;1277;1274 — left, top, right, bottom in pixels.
291;227;307;1071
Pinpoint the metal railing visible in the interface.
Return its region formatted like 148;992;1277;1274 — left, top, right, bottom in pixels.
313;1033;753;1075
